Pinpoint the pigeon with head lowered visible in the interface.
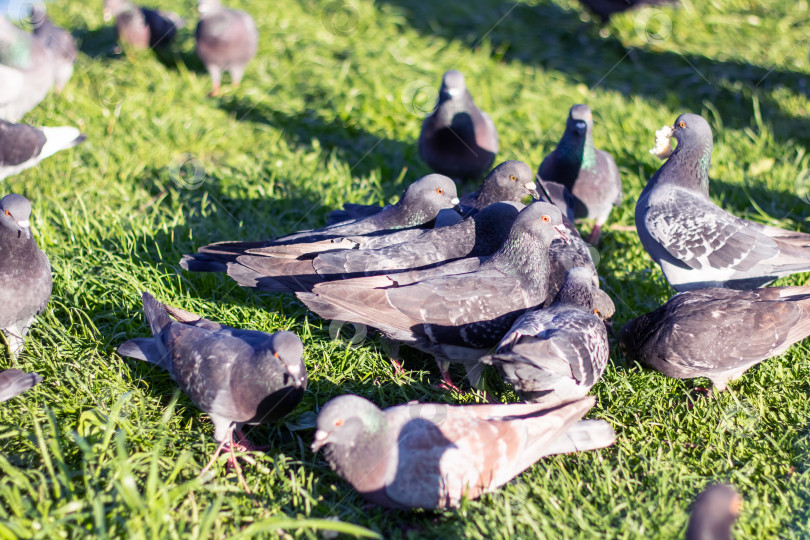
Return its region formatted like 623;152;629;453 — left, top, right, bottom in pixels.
0;119;85;180
619;286;810;390
103;0;182;50
685;484;742;540
0;369;42;402
0;17;54;122
419;70;498;181
0;194;52;358
482;266;610;404
538;104;622;243
31;5;77;93
638;113;810;292
117;292;307;490
196;0;258;97
311;394;614;509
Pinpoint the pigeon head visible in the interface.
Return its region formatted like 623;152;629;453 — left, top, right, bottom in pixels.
197;0;224;16
670;113;713;153
311;394;385;453
398;174;460;223
592;288;616;321
511;201;568;245
477;161;537;206
567;104;593;137
270;331;307;388
439;70;467;101
553;266;597;310
0;194;33;239
685;484;742;540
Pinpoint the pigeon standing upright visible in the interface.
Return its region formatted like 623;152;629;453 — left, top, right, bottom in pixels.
685;484;742;540
0;119;86;181
0;194;52;358
31;5;78;93
619;286;810;390
311;394;615;509
117;292;307;491
195;0;259;97
419;70;499;181
0;17;55;122
482;266;610;404
103;0;181;50
638;113;810;292
538;104;622;243
0;369;43;402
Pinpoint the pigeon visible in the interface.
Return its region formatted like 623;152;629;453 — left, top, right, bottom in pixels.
685;484;742;540
0;194;52;358
195;0;259;97
103;0;181;50
538;104;622;243
0;17;55;122
418;70;499;180
212;201;523;293
481;266;610;404
637;113;810;292
311;394;615;509
577;0;679;25
181;174;460;270
31;5;78;93
618;286;810;390
298;202;568;384
0;369;42;402
117;292;307;490
0;119;86;181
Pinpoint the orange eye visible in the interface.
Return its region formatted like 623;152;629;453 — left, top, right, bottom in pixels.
593;309;599;315
273;351;280;359
436;188;444;195
334;419;343;427
679;121;686;128
3;210;9;216
510;175;517;182
541;215;550;222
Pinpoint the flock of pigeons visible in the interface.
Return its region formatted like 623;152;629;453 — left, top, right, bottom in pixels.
4;0;804;536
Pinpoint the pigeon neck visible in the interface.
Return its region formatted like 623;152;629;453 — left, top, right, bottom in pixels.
555;132;596;187
551;282;592;311
487;229;551;293
388;201;432;228
657;138;712;195
323;418;391;493
435;92;472;124
0;228;39;269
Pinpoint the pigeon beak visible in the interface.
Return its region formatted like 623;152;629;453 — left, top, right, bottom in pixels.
730;494;743;516
16;220;31;239
574;121;587;136
523;181;540;199
311;429;329;453
553;224;569;244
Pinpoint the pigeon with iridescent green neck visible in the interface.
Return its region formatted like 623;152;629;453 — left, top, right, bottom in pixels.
538;104;622;243
0;17;54;122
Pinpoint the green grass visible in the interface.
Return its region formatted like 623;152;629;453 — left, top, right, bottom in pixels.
2;0;810;537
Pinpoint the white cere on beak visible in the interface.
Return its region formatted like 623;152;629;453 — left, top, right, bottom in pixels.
16;220;30;229
450;197;460;205
523;181;537;190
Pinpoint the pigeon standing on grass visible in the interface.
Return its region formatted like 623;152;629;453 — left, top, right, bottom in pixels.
0;369;42;402
0;194;52;358
117;292;307;492
0;119;86;180
419;70;499;181
311;394;614;509
482;266;610;404
0;17;55;122
195;0;259;97
619;286;810;390
538;104;622;243
103;0;182;50
639;113;810;291
31;5;78;93
685;484;742;540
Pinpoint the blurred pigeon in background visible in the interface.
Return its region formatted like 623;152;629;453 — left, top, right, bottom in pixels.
0;369;42;402
577;0;680;25
685;484;741;540
0;119;85;180
31;5;77;93
196;0;258;96
103;0;182;50
0;17;54;122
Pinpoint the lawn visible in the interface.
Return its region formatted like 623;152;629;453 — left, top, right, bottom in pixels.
2;0;810;538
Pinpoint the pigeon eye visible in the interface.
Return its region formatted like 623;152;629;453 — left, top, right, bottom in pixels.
593;309;599;315
334;419;343;427
679;121;686;128
273;351;280;359
541;215;550;222
3;210;9;217
510;175;517;182
436;188;444;195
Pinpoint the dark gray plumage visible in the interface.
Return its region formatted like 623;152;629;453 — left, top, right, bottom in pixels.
31;5;77;92
419;70;498;180
311;394;614;509
0;119;85;180
685;484;742;540
482;267;610;403
538;104;622;243
637;113;810;292
103;0;181;50
195;0;258;97
619;286;810;390
0;17;54;122
0;369;42;402
578;0;679;24
0;194;52;358
117;292;307;451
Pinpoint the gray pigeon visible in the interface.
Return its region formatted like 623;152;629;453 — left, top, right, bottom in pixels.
117;292;307;487
619;286;810;390
180;174;459;269
0;17;55;122
297;202;568;385
103;0;182;50
538;104;622;243
419;70;499;180
482;267;610;404
195;0;258;97
0;119;86;180
637;113;810;292
0;194;52;358
0;369;42;402
311;394;615;509
31;5;78;93
685;484;742;540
